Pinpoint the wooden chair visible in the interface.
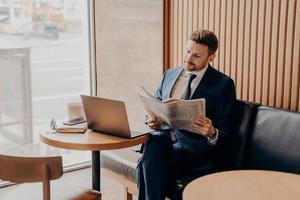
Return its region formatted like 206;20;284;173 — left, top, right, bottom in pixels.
0;154;101;200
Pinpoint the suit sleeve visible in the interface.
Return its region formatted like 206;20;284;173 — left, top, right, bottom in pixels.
154;72;167;100
214;78;236;146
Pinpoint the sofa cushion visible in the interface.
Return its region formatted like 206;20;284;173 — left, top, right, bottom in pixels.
244;106;300;174
101;146;140;183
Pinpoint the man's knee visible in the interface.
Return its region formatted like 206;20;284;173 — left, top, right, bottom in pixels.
145;131;171;148
141;131;172;157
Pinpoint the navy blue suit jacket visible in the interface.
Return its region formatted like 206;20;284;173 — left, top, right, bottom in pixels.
155;65;236;160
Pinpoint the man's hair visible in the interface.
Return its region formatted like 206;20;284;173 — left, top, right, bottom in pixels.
189;29;218;55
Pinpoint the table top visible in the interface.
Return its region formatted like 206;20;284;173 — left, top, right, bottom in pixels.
183;170;300;200
40;129;149;151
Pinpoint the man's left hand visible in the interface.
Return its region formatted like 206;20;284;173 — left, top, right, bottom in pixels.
192;116;216;138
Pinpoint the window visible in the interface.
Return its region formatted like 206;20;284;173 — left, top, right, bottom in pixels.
0;0;91;174
94;0;164;129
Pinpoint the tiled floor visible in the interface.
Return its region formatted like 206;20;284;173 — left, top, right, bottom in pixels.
0;167;134;200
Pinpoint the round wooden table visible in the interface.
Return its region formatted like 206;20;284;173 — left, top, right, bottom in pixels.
183;170;300;200
40;129;149;192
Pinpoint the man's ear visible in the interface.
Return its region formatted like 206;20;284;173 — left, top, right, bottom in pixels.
208;54;216;62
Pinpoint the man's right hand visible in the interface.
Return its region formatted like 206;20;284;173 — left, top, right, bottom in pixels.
146;117;164;130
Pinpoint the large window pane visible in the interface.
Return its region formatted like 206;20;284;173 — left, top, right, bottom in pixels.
95;0;163;129
0;0;91;168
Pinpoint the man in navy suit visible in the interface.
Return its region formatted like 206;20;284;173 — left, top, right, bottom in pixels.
137;29;236;200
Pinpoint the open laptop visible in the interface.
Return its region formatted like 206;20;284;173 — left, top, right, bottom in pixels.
80;95;151;138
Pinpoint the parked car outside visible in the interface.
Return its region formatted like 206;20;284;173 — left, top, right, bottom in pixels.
22;21;59;40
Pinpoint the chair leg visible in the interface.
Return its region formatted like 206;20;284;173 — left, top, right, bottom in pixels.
123;187;133;200
42;165;51;200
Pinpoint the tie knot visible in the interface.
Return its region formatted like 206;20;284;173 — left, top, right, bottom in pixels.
188;74;197;85
181;74;197;100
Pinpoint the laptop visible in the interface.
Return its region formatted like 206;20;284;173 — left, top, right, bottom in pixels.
80;95;151;138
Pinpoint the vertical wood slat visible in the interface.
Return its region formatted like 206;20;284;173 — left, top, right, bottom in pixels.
198;0;204;29
178;0;183;65
163;0;171;72
262;0;273;105
214;0;221;69
211;0;216;66
193;0;198;31
276;0;288;108
173;0;178;67
188;0;194;36
225;0;232;76
283;0;295;108
170;0;174;68
182;0;188;56
291;0;299;111
209;0;215;33
203;0;209;29
231;0;239;88
255;0;265;103
249;0;258;102
268;0;280;107
219;0;226;73
168;0;300;111
242;0;252;100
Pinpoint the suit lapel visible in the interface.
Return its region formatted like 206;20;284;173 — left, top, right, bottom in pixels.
166;67;183;98
191;65;213;99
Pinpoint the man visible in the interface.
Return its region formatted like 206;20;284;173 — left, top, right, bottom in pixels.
137;29;236;200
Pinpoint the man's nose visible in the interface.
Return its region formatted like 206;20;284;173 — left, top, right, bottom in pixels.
186;53;193;61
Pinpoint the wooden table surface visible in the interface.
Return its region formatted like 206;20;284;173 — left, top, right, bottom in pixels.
183;170;300;200
40;129;149;151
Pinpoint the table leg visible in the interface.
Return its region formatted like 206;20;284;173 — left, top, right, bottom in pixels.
92;151;101;191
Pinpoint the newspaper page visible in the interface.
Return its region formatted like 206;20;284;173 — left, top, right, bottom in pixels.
139;86;205;133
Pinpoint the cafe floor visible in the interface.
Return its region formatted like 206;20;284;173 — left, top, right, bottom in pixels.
0;167;137;200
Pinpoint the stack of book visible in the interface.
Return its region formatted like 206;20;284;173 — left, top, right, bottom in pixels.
56;122;88;133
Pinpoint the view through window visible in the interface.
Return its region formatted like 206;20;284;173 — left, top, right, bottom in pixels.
0;0;91;175
95;0;163;130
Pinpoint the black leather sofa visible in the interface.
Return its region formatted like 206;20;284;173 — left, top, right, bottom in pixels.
101;100;300;200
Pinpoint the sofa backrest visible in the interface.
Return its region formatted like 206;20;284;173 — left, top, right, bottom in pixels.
214;100;258;170
243;106;300;174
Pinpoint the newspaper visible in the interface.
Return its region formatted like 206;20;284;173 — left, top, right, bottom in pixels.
139;86;205;132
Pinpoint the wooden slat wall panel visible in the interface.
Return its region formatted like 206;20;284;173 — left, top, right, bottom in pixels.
262;0;272;105
255;0;265;103
168;0;300;112
178;0;183;65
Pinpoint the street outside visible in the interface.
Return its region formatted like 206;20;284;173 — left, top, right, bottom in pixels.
0;32;91;165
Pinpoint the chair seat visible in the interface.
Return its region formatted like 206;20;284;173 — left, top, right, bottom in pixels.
0;180;101;200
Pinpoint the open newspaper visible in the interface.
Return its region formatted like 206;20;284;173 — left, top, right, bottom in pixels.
139;86;205;133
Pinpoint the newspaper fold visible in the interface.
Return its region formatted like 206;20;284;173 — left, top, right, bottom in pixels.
139;86;205;133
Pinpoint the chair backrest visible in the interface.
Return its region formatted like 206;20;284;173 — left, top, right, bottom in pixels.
0;154;63;200
243;106;300;174
0;154;63;183
214;100;258;170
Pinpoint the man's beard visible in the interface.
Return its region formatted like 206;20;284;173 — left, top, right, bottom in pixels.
184;61;196;71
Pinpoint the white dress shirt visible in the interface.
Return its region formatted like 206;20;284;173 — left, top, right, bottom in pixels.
170;66;218;145
170;67;208;99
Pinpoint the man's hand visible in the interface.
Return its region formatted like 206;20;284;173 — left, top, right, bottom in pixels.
192;116;216;138
146;117;164;130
